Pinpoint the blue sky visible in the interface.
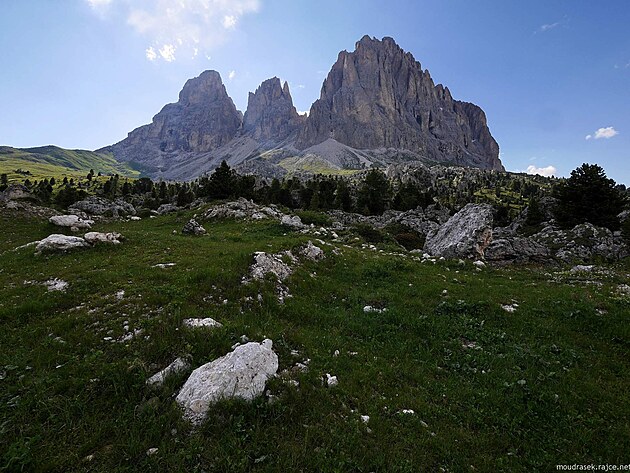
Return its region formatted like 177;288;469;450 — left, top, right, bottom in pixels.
0;0;629;184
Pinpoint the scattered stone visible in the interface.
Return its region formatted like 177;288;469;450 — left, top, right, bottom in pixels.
35;234;90;255
570;265;595;273
153;263;176;268
146;448;159;456
44;278;69;292
176;339;278;425
325;373;338;387
501;304;517;313
146;358;191;387
182;318;222;329
116;290;125;300
300;241;325;261
182;219;207;235
84;232;124;245
130;216;141;221
473;260;486;269
401;409;415;415
363;305;387;313
360;415;370;424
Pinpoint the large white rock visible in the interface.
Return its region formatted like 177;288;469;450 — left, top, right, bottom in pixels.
176;339;278;425
423;203;494;259
35;234;90;254
84;232;123;245
49;215;94;230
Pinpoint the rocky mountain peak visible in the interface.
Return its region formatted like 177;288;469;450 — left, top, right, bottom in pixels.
298;36;502;170
178;70;229;106
242;77;304;142
108;70;242;171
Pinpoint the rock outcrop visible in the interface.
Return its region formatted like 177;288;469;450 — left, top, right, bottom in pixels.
69;196;136;217
485;237;550;265
242;77;304;142
175;339;278;425
423;203;494;259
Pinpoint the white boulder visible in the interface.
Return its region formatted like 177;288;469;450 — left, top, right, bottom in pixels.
84;232;123;245
35;234;90;254
300;241;325;261
280;215;305;229
176;339;278;425
49;215;94;230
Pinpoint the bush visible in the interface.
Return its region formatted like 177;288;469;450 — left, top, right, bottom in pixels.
352;223;384;243
295;210;332;227
393;232;426;251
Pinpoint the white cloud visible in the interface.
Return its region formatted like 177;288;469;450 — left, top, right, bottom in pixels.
526;165;557;177
228;70;236;80
297;84;306;89
222;15;237;29
89;0;260;62
586;126;619;140
145;47;157;61
159;44;176;62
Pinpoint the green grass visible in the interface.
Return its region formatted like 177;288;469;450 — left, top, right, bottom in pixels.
1;207;629;472
0;145;139;183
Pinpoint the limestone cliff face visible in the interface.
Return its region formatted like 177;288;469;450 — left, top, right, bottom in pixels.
109;71;241;168
297;36;502;170
242;78;305;142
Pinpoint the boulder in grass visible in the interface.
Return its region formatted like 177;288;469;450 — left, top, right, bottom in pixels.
182;219;207;235
49;215;94;230
176;339;278;425
35;234;90;255
84;232;124;245
423;203;494;260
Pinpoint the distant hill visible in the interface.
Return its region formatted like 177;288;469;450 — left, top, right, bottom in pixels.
0;145;139;181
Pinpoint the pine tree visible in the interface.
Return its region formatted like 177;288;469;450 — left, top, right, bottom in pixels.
554;163;626;230
357;169;391;215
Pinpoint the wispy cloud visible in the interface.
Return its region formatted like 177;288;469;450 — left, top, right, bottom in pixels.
586;126;619;140
535;17;568;34
526;165;557;177
87;0;261;62
228;70;236;80
539;22;560;32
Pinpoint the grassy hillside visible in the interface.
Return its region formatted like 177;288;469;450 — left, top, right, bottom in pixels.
0;145;140;183
1;207;629;472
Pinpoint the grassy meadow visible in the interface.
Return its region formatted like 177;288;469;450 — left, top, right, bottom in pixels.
0;206;629;472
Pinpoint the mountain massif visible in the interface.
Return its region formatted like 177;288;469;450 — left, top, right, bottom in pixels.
104;36;503;180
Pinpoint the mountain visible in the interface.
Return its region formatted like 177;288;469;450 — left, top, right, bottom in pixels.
105;36;503;180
